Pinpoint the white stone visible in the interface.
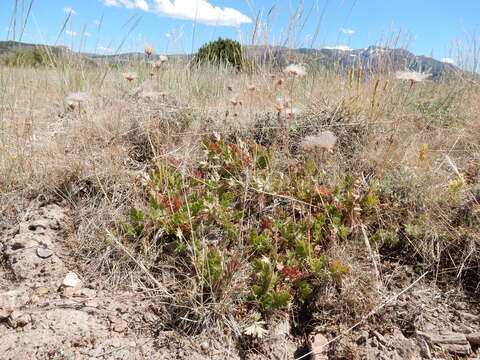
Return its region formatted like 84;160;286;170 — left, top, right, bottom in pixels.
62;272;81;287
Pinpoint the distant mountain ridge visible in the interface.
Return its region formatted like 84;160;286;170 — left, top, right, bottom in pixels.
0;40;459;78
244;45;458;78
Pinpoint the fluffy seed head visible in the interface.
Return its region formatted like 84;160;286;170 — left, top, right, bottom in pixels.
284;64;306;77
276;97;291;109
395;70;430;83
144;43;154;56
301;131;337;152
65;92;88;109
123;72;137;81
159;55;168;63
284;107;299;117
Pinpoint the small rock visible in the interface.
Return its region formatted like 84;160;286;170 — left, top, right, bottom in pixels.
309;333;329;360
28;295;40;305
143;312;157;323
112;318;127;332
0;309;10;319
62;272;81;287
462;312;479;322
84;300;99;308
36;247;53;259
8;310;30;328
77;288;96;298
454;324;473;334
466;333;480;346
35;286;50;295
373;331;387;346
200;341;210;352
418;331;471;355
62;287;77;297
356;332;368;345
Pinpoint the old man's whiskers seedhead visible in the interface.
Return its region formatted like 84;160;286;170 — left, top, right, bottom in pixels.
301;131;337;152
283;107;299;117
65;92;88;110
144;43;154;57
123;72;138;81
395;70;430;84
159;55;168;63
247;85;257;92
139;91;164;100
275;97;291;111
151;61;162;70
284;64;307;77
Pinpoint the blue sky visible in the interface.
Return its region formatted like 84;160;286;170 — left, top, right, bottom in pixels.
1;0;479;63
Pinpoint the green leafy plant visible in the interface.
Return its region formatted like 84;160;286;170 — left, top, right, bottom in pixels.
192;38;247;70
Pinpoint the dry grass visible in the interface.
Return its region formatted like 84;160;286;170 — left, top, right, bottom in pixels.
1;58;479;339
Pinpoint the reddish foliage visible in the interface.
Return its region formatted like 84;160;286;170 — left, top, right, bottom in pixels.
208;142;221;153
230;143;240;153
226;260;239;274
280;266;303;279
160;197;183;212
315;186;331;197
261;216;273;231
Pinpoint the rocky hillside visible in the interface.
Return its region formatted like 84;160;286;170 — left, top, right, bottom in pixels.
245;45;458;78
0;40;459;78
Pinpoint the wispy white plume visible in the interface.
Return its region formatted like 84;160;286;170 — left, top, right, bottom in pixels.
65;30;77;36
441;57;454;64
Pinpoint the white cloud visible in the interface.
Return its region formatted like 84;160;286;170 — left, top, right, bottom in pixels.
65;30;77;36
101;0;120;6
323;45;352;51
341;28;355;35
64;7;77;15
93;20;101;25
101;0;148;10
441;57;454;64
100;0;252;27
96;46;114;52
84;32;92;37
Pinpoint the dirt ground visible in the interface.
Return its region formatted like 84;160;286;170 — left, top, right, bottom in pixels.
1;200;479;360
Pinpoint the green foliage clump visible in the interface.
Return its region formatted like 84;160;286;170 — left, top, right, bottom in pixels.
192;38;247;70
123;135;382;316
3;49;50;67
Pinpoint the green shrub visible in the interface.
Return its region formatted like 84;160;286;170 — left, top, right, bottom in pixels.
192;38;247;70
